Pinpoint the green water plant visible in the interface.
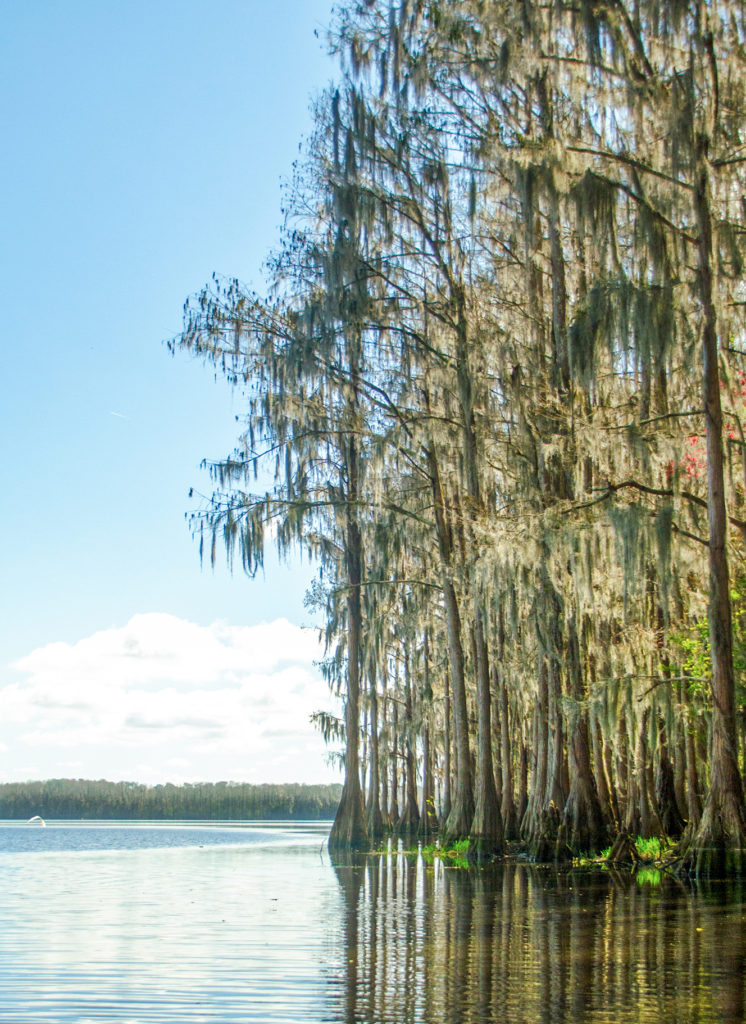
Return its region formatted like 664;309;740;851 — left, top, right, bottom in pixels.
421;839;470;869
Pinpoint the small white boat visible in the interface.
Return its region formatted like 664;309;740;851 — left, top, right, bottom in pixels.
26;815;46;826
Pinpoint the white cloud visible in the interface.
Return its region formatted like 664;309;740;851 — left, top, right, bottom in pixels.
0;614;341;785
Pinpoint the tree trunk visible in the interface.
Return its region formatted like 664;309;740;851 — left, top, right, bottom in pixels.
523;661;562;861
427;445;474;840
419;635;437;838
683;128;746;875
389;698;400;827
684;709;703;829
379;682;391;831
398;653;420;836
625;709;663;840
469;608;504;861
442;666;452;822
329;485;368;852
656;718;684;838
499;671;519;840
556;617;607;858
419;724;437;838
365;658;385;840
518;739;529;825
591;712;616;832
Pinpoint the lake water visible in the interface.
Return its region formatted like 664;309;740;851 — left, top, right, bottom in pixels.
0;821;744;1023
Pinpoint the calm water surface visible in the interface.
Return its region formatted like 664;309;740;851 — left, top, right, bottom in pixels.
0;821;744;1023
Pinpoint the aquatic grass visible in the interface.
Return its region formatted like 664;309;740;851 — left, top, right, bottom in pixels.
635;836;675;862
418;839;470;868
576;836;674;870
635;836;661;860
443;839;470;868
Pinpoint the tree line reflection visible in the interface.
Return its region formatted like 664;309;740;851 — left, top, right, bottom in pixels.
328;854;746;1024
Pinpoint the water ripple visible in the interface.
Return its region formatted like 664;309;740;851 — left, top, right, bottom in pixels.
1;825;744;1023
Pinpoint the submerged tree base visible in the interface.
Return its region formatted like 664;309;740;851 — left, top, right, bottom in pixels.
329;781;369;852
468;791;504;864
523;803;561;863
678;792;746;878
556;781;609;863
467;834;504;865
442;788;475;846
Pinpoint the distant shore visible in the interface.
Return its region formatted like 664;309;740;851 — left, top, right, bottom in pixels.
0;779;342;821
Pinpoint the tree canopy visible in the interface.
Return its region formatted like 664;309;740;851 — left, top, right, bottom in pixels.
176;0;746;875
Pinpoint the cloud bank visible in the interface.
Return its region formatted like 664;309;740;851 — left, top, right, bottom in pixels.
1;614;340;786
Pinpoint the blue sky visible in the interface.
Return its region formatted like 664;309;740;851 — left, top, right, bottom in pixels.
0;1;340;787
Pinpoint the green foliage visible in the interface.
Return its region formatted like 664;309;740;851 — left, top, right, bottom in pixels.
670;574;746;705
421;838;470;868
587;838;672;866
670;618;711;696
635;836;662;861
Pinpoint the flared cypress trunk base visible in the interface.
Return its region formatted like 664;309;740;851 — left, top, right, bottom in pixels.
501;798;520;842
365;803;386;842
555;776;608;861
524;803;561;863
468;796;504;864
443;783;475;844
397;799;420;839
679;790;746;878
329;778;369;852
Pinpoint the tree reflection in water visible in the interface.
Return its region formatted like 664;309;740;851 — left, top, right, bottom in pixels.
329;852;746;1023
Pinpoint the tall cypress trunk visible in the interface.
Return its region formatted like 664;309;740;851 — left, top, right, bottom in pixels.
656;717;684;839
389;697;400;827
685;708;703;829
398;652;420;836
419;635;437;837
419;724;437;838
442;667;453;822
379;679;391;831
683;114;746;874
625;709;663;840
366;658;385;840
454;293;502;857
329;437;368;853
522;662;555;858
590;712;616;831
469;607;504;861
556;616;607;858
517;738;529;825
426;444;474;840
499;670;519;840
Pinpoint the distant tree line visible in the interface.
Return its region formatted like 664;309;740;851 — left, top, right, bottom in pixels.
0;779;342;820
